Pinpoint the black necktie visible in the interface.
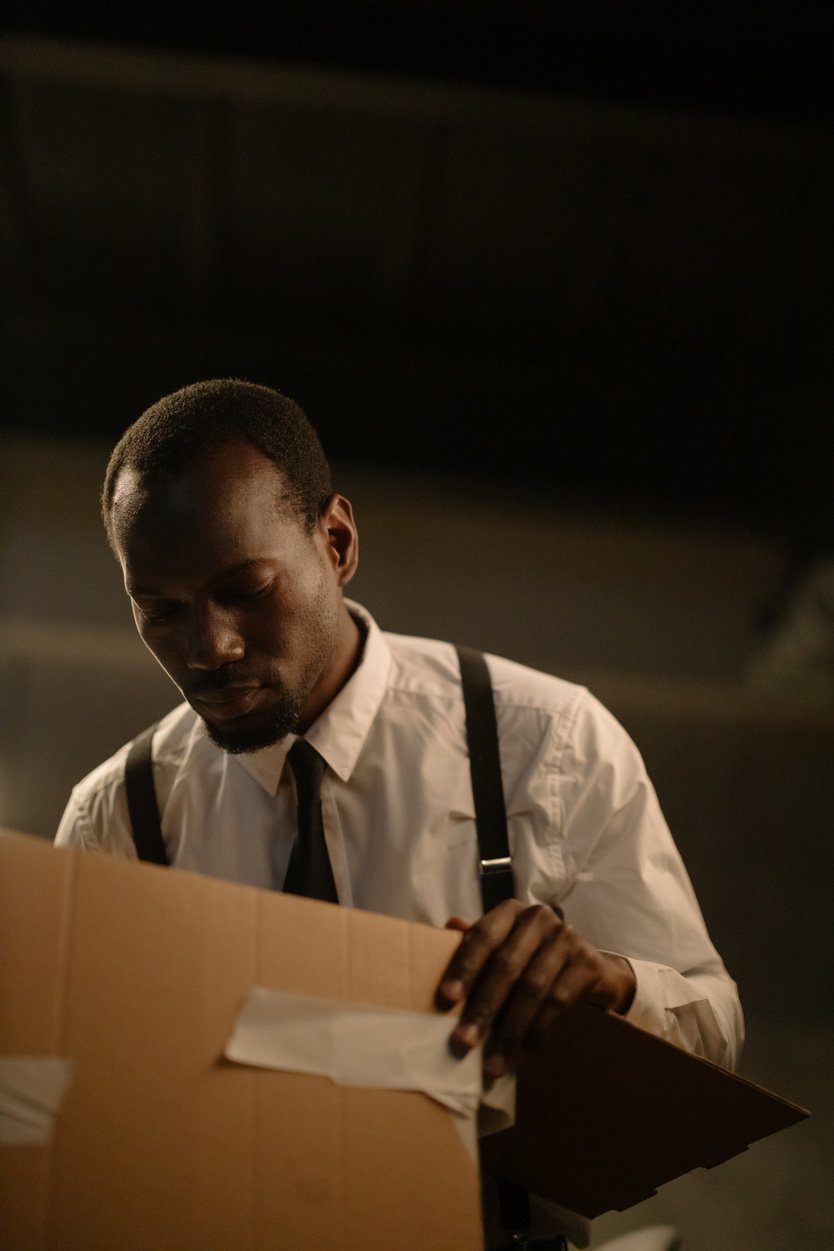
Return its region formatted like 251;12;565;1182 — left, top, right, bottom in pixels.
282;740;339;902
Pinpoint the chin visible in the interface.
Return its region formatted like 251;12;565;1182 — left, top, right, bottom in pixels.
201;709;300;755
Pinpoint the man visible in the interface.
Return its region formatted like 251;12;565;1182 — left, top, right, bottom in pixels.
56;378;743;1245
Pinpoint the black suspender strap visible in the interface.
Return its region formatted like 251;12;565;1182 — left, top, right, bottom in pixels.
124;723;169;866
456;648;537;1246
455;645;516;914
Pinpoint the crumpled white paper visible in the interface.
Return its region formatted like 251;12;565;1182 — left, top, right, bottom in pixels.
0;1056;74;1145
224;986;487;1115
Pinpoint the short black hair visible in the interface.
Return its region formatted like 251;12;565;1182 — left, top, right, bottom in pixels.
101;378;332;551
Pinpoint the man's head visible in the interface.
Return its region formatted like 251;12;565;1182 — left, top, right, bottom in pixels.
102;378;333;550
103;379;360;753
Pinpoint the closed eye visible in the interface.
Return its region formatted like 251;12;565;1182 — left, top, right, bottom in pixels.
217;579;274;606
134;599;182;624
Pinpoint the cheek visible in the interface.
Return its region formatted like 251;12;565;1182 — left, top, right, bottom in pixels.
132;610;155;652
287;559;332;622
132;613;180;667
137;629;176;668
262;572;333;660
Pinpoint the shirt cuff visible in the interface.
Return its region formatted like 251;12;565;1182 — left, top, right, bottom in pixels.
621;958;729;1064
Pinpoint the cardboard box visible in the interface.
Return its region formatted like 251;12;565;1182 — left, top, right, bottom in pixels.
0;833;482;1251
0;831;808;1249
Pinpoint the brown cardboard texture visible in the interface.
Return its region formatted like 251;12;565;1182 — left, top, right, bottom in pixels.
1;831;809;1245
0;833;482;1251
482;997;809;1219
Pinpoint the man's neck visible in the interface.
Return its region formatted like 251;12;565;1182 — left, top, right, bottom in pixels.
298;605;364;733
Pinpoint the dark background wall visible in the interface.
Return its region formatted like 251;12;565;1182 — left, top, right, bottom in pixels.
3;3;834;546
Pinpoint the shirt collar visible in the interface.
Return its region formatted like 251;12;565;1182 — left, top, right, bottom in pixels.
234;600;391;795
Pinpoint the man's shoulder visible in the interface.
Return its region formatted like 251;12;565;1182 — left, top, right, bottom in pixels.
381;628;589;720
69;702;203;806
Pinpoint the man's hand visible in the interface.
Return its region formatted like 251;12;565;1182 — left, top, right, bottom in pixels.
436;901;636;1077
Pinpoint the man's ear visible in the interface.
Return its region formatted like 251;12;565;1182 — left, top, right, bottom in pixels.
318;494;359;585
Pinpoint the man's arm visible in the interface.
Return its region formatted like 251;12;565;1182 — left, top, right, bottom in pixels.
55;747;139;858
437;691;743;1074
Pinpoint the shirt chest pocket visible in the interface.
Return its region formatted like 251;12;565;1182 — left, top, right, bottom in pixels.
415;806;479;867
408;808;483;924
410;768;479;863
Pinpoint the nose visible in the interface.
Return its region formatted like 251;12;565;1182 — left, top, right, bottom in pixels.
183;603;245;669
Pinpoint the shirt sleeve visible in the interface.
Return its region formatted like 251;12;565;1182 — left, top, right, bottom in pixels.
54;752;138;860
54;790;96;850
556;692;744;1070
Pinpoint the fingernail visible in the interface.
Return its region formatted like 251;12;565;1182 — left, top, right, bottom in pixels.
440;979;465;1002
483;1052;506;1077
454;1022;481;1048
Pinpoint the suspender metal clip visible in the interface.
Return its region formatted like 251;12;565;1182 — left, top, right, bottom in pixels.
480;855;512;875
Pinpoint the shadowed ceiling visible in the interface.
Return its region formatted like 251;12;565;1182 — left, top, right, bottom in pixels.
2;5;833;531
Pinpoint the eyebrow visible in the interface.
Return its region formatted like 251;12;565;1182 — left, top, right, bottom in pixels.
126;559;266;598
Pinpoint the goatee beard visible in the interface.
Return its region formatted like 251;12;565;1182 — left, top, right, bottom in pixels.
200;691;303;755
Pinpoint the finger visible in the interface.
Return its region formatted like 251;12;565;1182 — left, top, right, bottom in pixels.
439;917;472;1002
481;928;571;1075
451;904;561;1049
587;952;637;1013
483;928;621;1074
483;994;562;1078
526;996;561;1048
436;900;522;1010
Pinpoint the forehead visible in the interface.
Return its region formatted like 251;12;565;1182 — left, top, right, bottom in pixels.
112;440;306;582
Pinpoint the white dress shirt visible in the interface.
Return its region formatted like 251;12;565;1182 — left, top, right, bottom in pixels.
56;600;743;1071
